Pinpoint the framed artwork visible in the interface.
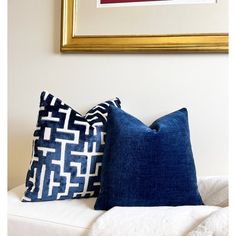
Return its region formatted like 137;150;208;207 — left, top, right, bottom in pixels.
98;0;215;7
61;0;228;53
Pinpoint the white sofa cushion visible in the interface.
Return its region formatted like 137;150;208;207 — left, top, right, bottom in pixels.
8;185;104;236
8;176;228;236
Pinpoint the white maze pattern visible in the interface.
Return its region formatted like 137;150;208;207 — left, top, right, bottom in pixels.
23;91;121;202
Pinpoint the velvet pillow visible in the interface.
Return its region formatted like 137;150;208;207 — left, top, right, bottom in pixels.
94;107;203;210
22;91;121;202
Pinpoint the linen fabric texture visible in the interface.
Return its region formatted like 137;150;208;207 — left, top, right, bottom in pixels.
23;91;121;202
94;107;203;210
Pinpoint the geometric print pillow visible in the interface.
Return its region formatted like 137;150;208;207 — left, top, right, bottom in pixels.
22;91;121;202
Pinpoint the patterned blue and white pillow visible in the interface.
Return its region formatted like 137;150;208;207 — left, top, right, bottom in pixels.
22;91;121;202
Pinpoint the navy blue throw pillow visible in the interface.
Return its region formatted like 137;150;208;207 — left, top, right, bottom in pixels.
94;107;203;210
22;91;121;202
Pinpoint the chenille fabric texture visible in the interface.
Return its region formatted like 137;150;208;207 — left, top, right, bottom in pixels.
22;91;121;202
94;107;203;210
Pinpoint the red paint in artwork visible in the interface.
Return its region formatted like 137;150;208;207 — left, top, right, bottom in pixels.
101;0;162;4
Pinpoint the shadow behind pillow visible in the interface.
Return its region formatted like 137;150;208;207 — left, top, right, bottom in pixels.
94;107;203;210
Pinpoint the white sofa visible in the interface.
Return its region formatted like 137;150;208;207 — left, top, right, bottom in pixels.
8;176;228;236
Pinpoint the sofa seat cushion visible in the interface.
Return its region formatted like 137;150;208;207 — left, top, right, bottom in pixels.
8;185;104;236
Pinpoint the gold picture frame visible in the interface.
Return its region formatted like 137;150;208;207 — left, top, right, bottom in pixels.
60;0;228;53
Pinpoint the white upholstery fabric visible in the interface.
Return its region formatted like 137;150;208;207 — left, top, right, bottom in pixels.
89;205;221;236
8;176;228;236
8;185;104;236
197;176;228;207
89;176;228;236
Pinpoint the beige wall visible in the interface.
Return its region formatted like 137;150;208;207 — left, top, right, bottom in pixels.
8;0;228;189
